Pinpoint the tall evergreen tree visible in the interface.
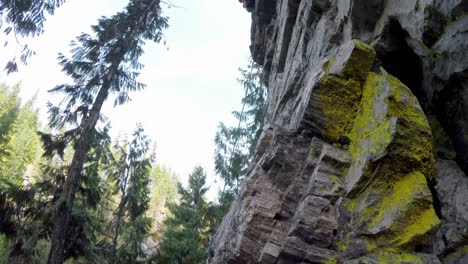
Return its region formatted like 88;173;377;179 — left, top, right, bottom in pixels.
1;125;113;263
107;126;154;263
214;58;267;194
157;166;211;264
0;84;40;241
0;85;21;149
209;59;267;235
44;1;168;262
0;0;65;37
149;165;179;234
1;98;40;185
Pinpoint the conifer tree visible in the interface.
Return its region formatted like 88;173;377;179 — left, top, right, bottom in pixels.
44;1;168;262
0;85;21;148
214;58;267;194
108;126;154;263
0;85;40;240
149;165;179;234
210;59;267;234
1;99;40;185
157;166;210;264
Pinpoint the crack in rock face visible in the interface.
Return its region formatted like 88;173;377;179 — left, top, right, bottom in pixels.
210;1;468;263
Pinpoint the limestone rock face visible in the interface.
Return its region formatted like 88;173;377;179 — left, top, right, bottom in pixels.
210;1;468;263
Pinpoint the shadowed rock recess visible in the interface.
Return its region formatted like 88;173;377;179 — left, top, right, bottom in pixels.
210;1;468;263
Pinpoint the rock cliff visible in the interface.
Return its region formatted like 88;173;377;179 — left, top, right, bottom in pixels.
210;1;468;263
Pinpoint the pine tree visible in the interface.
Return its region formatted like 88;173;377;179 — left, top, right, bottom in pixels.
214;58;267;194
0;0;65;37
1;98;40;185
107;126;154;263
44;1;168;262
0;84;41;249
157;166;210;264
149;165;179;234
0;85;21;150
2;125;113;263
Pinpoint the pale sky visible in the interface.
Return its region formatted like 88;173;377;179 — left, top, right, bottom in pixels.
0;0;252;199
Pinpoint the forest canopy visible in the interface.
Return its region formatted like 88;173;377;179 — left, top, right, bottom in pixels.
0;1;260;263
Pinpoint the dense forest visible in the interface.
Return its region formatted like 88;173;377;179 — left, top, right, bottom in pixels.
0;0;264;263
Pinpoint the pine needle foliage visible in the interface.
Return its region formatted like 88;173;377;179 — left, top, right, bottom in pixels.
108;126;154;263
0;0;66;73
157;166;211;264
214;58;267;193
44;1;168;262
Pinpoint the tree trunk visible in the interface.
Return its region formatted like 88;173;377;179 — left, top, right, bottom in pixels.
110;196;127;263
111;162;130;263
47;66;118;264
47;1;160;261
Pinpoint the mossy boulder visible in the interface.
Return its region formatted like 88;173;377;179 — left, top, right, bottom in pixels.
313;40;377;144
331;55;440;260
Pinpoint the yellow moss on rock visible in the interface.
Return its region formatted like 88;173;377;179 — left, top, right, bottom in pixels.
376;251;424;264
367;171;431;231
315;41;439;261
341;40;377;83
337;65;439;258
348;71;393;161
323;57;336;74
322;258;337;264
316;40;377;144
392;208;440;247
317;76;362;143
385;73;435;179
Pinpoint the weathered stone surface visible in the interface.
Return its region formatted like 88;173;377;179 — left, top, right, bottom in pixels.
434;160;468;263
210;1;468;263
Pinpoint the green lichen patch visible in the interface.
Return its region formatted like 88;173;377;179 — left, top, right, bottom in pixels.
347;250;427;264
316;76;362;144
385;74;435;179
376;251;424;264
391;207;440;247
341;40;377;83
337;66;439;258
386;74;431;131
315;40;377;145
322;258;337;264
367;171;430;230
323;57;336;75
348;71;393;161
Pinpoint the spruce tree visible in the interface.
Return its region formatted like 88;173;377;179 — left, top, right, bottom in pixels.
149;165;179;234
0;85;21;147
157;166;210;264
214;58;267;194
44;1;168;262
107;126;154;263
2;125;113;263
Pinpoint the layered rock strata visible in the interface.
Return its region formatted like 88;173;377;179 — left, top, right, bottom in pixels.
210;1;468;263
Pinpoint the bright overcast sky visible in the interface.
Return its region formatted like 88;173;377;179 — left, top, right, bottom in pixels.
0;0;252;198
